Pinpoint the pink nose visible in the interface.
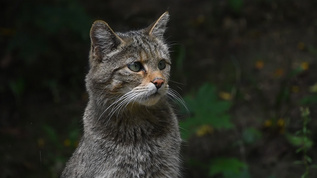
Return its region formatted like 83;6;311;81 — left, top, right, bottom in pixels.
151;78;165;89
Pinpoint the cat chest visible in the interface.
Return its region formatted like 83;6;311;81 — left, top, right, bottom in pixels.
96;143;177;178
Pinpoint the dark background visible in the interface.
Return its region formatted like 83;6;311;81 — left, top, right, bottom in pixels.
1;0;317;177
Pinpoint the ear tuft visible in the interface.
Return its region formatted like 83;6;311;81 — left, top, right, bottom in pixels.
147;12;169;40
90;20;124;61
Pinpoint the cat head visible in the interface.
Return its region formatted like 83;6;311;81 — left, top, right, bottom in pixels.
86;12;171;107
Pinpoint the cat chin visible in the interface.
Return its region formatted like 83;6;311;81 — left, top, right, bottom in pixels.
131;83;166;106
136;94;162;106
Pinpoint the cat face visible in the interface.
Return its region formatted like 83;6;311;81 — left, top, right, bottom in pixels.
87;12;171;107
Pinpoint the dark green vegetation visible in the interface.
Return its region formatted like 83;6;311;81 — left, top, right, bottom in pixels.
1;0;317;177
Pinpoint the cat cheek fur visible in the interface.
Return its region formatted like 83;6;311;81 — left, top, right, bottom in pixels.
110;68;168;106
110;69;143;93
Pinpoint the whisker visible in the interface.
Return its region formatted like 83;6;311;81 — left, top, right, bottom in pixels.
168;88;189;113
110;93;139;118
169;80;185;86
107;92;136;119
116;93;141;117
97;91;134;122
108;89;148;119
97;86;158;123
168;80;186;92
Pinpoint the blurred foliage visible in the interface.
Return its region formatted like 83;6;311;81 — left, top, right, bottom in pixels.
173;45;186;75
180;83;233;140
9;78;26;105
8;0;91;62
39;123;80;177
4;0;92;106
300;94;317;105
242;127;262;145
2;0;90;177
287;108;317;178
228;0;244;13
209;158;250;178
179;83;251;177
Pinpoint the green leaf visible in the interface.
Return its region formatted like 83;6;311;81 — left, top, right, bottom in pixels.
300;94;317;105
224;168;251;178
304;155;312;163
42;125;59;145
209;157;248;177
311;164;317;169
9;78;26;101
180;84;233;140
228;0;244;13
242;127;262;144
296;148;303;153
293;161;304;165
286;134;313;150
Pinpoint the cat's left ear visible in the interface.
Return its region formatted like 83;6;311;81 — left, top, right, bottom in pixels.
146;11;169;40
90;20;125;62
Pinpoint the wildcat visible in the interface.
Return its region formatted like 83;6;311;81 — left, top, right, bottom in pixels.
61;12;182;178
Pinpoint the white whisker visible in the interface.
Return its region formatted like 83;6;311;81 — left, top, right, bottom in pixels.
113;89;148;118
110;92;139;118
97;90;134;122
99;88;150;121
107;92;136;119
167;88;188;112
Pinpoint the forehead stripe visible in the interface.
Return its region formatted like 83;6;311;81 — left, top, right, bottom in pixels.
105;49;121;59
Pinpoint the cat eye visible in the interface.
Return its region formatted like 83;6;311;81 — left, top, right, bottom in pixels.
128;62;143;72
158;60;166;70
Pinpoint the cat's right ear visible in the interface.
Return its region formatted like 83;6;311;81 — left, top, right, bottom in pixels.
90;20;125;62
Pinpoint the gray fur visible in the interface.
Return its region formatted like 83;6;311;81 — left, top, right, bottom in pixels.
61;12;182;178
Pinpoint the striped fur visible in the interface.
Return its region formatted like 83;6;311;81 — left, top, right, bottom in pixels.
61;12;182;178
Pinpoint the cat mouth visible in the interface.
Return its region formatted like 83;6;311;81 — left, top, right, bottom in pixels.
131;84;166;106
136;91;162;106
145;90;161;100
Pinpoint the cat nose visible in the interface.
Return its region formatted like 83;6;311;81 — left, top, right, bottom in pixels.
151;78;164;89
